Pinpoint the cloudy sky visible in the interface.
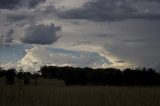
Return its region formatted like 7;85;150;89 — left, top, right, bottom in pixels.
0;0;160;72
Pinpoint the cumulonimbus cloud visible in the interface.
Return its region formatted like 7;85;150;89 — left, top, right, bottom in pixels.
18;46;112;72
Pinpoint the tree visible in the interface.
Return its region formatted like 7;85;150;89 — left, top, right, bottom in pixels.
5;68;16;85
32;73;40;85
0;67;5;78
24;72;31;85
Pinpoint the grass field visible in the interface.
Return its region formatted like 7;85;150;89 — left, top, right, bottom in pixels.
0;79;160;106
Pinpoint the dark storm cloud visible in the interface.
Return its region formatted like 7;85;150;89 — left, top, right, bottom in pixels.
21;24;61;45
0;0;45;9
58;0;160;21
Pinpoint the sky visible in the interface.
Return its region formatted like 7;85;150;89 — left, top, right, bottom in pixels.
0;0;160;72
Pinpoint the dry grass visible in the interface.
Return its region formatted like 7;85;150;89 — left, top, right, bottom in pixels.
0;79;160;106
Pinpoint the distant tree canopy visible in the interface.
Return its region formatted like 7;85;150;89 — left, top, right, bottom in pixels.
0;66;160;86
40;66;160;86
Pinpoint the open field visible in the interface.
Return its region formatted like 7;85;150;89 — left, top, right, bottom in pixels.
0;79;160;106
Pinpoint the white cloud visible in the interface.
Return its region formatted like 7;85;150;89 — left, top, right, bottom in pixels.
16;46;111;72
64;44;134;69
0;62;17;70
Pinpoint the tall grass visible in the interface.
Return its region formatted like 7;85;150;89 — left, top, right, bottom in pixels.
0;80;160;106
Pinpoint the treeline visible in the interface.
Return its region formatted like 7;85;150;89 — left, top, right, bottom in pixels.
0;66;160;86
40;66;160;86
0;68;39;85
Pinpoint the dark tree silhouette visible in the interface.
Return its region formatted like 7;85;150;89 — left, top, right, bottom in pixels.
5;68;16;85
40;66;57;79
17;72;24;80
0;67;5;78
16;68;24;80
32;73;40;85
40;66;160;86
0;66;159;86
24;72;31;85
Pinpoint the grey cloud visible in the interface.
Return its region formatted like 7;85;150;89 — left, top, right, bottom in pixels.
6;14;31;25
4;10;38;27
123;38;159;44
0;0;20;9
0;34;4;44
40;5;58;14
95;34;115;38
0;29;14;45
4;29;14;43
58;0;160;21
150;61;160;71
22;0;46;8
115;61;126;63
4;5;58;26
104;38;160;68
21;24;61;45
76;40;92;45
133;0;160;2
0;0;45;9
7;14;29;22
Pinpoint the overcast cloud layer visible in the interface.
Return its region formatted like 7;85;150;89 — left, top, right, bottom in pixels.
58;0;160;21
0;0;160;71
